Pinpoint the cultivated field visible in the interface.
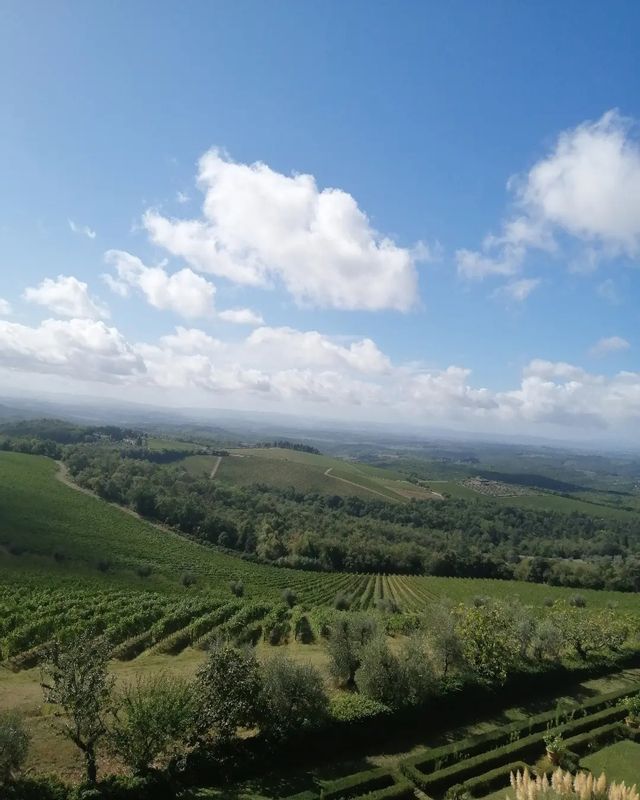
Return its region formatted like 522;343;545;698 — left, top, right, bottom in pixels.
194;447;443;502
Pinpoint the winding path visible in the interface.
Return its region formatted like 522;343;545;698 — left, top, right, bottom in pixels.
209;456;222;479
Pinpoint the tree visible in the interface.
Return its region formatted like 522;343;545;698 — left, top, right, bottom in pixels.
40;633;114;785
423;601;464;678
355;637;404;708
282;587;298;608
550;604;630;660
109;673;195;775
455;603;520;686
327;615;377;689
532;617;564;661
195;641;263;741
0;711;29;785
398;636;435;706
261;656;328;739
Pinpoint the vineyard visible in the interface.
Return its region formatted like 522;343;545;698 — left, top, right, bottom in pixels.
3;449;640;674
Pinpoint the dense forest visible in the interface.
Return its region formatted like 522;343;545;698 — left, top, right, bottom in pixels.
59;445;640;592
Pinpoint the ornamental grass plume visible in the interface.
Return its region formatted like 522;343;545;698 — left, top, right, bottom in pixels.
510;768;639;800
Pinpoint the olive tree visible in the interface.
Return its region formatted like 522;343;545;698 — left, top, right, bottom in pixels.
40;633;114;785
109;673;195;775
0;711;30;785
423;600;464;679
455;602;520;686
261;656;328;739
355;637;404;708
327;615;377;688
195;640;263;741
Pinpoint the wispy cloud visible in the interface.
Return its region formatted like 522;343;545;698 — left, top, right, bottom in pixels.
68;219;97;239
589;336;630;358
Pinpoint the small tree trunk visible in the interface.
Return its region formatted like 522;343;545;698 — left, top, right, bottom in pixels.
85;746;97;785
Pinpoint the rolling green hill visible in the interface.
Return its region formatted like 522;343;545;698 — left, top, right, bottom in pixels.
184;446;442;502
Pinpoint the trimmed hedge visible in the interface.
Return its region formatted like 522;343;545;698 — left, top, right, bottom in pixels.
461;760;529;797
403;683;638;774
564;720;625;755
400;692;632;796
283;768;412;800
321;767;394;799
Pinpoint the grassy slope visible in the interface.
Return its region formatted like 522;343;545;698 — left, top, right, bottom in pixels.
146;436;201;452
215;448;438;502
3;451;640;612
493;491;640;521
0;452;319;601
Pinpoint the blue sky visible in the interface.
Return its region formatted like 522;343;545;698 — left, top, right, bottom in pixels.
1;1;639;441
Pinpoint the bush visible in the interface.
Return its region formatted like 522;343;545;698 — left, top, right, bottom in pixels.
229;579;245;598
3;776;68;800
333;591;352;611
195;640;263;741
294;614;315;644
108;673;195;775
328;692;391;724
282;588;297;608
0;710;30;784
261;656;328;738
355;638;405;708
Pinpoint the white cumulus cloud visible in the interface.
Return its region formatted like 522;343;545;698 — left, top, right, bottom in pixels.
0;299;12;315
24;275;109;320
0;318;143;380
103;250;216;319
143;149;425;311
456;110;640;281
218;307;264;326
246;326;392;374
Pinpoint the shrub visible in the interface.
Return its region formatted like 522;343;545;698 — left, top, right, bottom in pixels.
181;572;196;588
333;591;352;611
135;564;152;579
294;614;315;644
195;640;263;741
261;656;328;738
355;638;405;708
282;588;297;608
619;692;640;726
0;711;30;784
3;776;68;800
510;767;639;800
328;692;391;724
229;579;244;598
108;673;195;775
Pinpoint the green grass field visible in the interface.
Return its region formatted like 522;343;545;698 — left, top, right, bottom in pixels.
493;491;640;521
183;447;639;522
146;436;202;452
580;739;640;784
213;447;440;501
